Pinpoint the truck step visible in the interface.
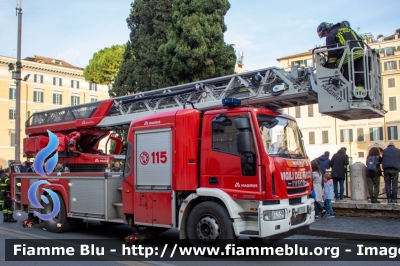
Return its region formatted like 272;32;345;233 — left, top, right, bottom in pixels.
104;218;124;224
113;203;123;218
238;212;258;217
239;230;259;235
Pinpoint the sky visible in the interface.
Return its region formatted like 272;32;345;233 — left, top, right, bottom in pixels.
1;0;400;71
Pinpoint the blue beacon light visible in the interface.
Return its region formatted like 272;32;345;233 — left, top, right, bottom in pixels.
222;98;241;107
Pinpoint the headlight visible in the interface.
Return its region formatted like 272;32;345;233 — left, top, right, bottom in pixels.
263;209;286;221
308;204;314;214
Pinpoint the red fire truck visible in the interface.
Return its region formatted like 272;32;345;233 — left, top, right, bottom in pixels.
12;44;384;245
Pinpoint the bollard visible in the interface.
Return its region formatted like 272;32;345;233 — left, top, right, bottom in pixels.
349;162;368;201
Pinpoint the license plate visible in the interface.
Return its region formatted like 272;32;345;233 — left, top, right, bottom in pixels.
298;206;306;214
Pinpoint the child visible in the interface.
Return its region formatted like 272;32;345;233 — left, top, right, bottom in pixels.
323;173;335;218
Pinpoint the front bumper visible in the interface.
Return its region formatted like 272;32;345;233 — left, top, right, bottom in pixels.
258;197;315;238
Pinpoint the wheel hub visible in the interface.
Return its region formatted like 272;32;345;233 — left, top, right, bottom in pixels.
196;215;220;242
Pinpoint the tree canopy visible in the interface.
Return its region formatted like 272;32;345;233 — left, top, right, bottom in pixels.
83;44;126;85
111;0;236;96
159;0;236;84
111;0;173;96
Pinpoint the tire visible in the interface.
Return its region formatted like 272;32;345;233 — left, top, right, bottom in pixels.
42;193;71;233
187;201;237;247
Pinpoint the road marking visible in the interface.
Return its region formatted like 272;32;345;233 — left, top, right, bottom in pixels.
0;227;50;239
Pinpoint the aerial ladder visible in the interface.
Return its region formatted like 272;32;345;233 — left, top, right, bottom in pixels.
23;42;385;171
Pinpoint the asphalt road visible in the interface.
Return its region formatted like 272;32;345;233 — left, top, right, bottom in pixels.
1;212;399;265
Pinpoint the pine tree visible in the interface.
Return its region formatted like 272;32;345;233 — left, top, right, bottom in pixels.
159;0;236;84
111;0;173;96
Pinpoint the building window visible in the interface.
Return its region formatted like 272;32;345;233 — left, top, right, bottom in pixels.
370;127;383;141
388;78;396;88
295;106;301;118
309;132;315;144
358;152;365;158
53;77;62;86
9;87;16;100
389;96;397;111
53;93;62;105
71;95;80;105
384;47;395;57
89;83;97;91
34;74;43;83
308;105;314;117
388;126;398;140
71;80;79;89
90;97;97;102
10;133;15;146
384;61;397;71
340;129;353;142
9;109;16;120
357;128;364;142
322;130;329;144
33;91;44;103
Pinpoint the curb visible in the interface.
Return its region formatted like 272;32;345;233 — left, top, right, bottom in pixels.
300;229;400;241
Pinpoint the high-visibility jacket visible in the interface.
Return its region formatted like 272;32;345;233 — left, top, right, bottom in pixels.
0;174;10;194
326;23;364;67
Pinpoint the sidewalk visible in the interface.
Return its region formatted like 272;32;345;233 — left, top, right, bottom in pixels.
301;215;400;240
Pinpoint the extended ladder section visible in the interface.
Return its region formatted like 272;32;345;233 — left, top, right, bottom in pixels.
26;42;385;135
26;67;318;133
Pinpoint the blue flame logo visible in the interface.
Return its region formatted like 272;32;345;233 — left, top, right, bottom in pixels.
28;130;61;221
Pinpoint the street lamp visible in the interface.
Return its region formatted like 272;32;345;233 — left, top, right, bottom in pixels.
11;0;23;162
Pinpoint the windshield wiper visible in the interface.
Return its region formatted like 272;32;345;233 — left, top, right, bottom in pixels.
270;153;292;158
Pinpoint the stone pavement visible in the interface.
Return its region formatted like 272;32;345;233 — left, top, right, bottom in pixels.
300;214;400;240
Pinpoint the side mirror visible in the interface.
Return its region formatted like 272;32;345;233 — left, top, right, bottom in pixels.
237;131;252;153
234;116;250;130
235;116;252;153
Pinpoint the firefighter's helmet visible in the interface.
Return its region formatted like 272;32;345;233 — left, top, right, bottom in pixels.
317;22;332;38
342;20;350;28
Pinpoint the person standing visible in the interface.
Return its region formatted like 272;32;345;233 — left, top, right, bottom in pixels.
365;147;382;203
317;21;365;93
105;164;111;173
316;151;331;176
381;142;400;204
323;173;335;218
330;147;349;201
311;161;326;219
0;168;17;222
0;167;3;212
111;162;123;172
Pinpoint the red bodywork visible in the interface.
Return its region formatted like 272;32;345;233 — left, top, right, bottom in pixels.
14;105;311;229
23;100;116;166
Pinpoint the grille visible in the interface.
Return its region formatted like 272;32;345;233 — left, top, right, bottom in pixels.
287;187;306;195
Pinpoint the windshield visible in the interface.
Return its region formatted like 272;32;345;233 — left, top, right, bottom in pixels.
258;114;306;158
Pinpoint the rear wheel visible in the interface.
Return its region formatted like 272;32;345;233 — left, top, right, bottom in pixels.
187;201;237;247
42;193;71;233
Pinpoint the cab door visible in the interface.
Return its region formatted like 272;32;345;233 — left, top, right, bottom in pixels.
200;112;260;196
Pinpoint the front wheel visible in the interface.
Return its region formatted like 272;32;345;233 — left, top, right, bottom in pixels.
42;193;71;233
187;201;237;247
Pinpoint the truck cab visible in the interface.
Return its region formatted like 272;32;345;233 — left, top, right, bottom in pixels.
122;101;314;244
